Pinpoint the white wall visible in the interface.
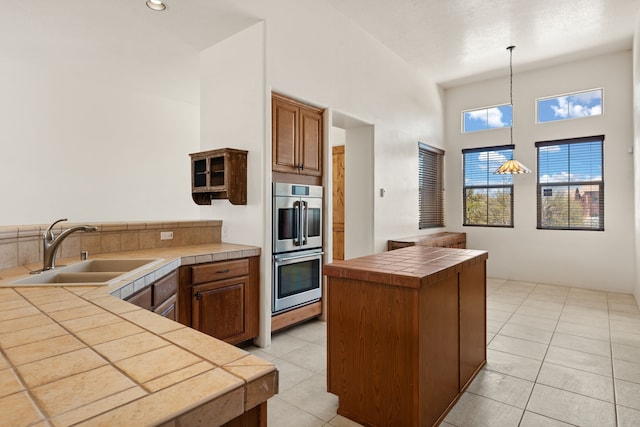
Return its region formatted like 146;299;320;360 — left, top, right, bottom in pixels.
200;23;266;248
0;56;200;226
199;22;270;344
199;0;443;344
445;50;635;293
344;126;375;259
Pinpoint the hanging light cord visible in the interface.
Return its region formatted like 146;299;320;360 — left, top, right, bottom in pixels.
495;45;531;174
507;45;515;146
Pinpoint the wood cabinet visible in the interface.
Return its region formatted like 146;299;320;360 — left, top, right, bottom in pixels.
190;148;247;205
324;247;487;427
178;256;259;345
272;93;323;184
125;270;178;320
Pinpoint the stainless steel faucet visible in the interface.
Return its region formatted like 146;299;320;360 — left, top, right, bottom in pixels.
32;218;98;273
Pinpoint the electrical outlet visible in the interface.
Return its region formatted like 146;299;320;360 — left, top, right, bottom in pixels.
160;231;173;240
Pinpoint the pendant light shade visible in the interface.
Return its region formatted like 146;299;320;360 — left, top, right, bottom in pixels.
495;45;531;175
495;159;531;174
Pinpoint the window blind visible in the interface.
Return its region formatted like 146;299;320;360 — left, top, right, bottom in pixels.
462;145;514;227
536;135;604;230
418;142;445;229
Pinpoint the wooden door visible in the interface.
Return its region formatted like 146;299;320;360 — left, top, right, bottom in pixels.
192;277;247;344
332;146;345;260
272;97;299;174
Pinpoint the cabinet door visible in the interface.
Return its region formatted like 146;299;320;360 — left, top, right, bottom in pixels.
126;286;153;310
272;97;299;174
153;270;178;307
192;276;249;344
299;108;323;176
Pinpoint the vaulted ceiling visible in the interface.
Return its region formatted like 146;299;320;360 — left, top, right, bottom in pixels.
3;0;638;103
324;0;640;87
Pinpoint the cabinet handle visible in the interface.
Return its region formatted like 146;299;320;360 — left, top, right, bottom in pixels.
300;164;304;170
217;269;230;274
194;291;201;301
160;304;175;317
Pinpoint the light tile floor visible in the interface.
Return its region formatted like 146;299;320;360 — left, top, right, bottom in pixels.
247;278;640;426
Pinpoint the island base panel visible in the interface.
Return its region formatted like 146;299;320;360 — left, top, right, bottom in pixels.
327;277;418;425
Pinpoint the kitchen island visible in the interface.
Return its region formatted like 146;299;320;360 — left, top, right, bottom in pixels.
323;246;488;427
0;243;276;427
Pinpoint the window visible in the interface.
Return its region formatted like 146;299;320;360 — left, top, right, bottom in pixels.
537;89;603;123
462;104;512;133
536;135;604;230
418;142;445;229
463;145;514;227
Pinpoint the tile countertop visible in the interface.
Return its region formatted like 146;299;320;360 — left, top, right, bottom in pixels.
323;246;489;288
0;243;277;427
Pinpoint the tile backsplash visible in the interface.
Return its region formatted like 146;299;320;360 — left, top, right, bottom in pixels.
0;220;222;270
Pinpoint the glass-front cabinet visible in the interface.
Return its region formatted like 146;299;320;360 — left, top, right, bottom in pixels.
189;148;247;205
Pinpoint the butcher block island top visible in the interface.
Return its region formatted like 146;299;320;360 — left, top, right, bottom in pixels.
323;246;488;427
0;243;276;427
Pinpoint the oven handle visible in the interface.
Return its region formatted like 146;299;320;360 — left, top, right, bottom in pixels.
275;251;324;262
293;200;301;246
302;200;308;245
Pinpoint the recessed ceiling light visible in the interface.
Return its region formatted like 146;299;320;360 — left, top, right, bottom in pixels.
146;0;166;11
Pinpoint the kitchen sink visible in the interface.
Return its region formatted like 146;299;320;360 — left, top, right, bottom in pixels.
12;272;123;285
9;258;162;287
60;259;159;273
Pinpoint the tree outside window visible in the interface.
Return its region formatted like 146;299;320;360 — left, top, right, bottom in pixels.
462;145;514;227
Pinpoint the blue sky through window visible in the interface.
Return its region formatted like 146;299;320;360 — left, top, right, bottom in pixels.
538;140;603;183
463;104;512;132
537;89;602;123
464;148;514;186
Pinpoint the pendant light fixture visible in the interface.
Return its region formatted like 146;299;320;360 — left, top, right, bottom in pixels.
495;45;531;175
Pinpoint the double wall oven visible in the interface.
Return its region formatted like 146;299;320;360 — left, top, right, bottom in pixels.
272;182;323;314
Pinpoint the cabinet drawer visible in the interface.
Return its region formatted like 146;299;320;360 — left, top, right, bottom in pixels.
126;286;153;310
191;259;249;285
153;270;178;306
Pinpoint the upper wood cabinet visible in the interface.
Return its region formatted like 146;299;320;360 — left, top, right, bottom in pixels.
190;148;247;205
272;93;323;181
